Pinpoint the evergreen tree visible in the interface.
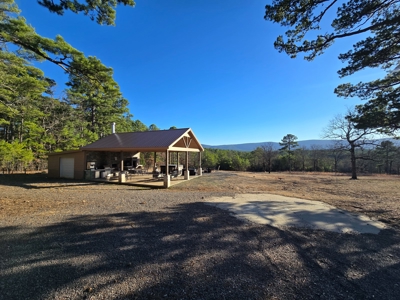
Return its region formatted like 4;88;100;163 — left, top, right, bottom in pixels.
65;56;129;140
376;140;397;174
38;0;135;26
0;0;145;169
0;49;49;146
0;1;134;85
264;0;400;133
279;134;298;172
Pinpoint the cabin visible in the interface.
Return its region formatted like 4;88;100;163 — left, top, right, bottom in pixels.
48;128;204;188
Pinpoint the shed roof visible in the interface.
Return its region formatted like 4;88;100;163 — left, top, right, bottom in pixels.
47;150;82;157
80;128;204;152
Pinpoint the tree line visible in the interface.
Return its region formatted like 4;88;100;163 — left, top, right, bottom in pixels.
201;112;400;179
201;140;400;176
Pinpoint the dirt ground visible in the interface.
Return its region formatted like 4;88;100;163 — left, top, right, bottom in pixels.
1;171;399;228
1;171;400;299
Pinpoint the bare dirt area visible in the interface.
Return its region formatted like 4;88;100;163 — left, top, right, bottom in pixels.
1;172;400;299
173;171;400;229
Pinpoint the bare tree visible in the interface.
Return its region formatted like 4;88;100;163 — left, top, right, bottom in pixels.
327;141;346;174
295;146;308;171
261;143;275;173
310;144;323;172
323;110;379;179
394;146;400;175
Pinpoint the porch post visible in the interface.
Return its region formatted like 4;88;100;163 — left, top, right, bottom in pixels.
120;151;124;171
184;151;190;180
154;152;157;171
164;150;170;188
176;152;179;175
198;151;202;176
83;151;88;180
119;151;126;183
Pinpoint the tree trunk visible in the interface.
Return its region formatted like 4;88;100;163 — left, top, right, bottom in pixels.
91;105;96;133
350;146;357;179
386;149;389;174
19;117;24;143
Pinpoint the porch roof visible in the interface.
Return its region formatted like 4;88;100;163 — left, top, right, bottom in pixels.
80;128;204;153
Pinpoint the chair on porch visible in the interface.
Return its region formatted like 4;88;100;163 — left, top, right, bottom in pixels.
171;169;180;178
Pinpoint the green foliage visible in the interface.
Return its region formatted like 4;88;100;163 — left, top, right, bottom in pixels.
204;141;400;175
250;147;265;171
375;140;398;174
0;48;50;150
279;134;298;151
264;0;400;133
0;140;34;172
38;0;135;25
65;56;129;138
0;1;152;170
0;1;134;83
148;124;160;131
202;149;218;168
131;119;148;132
250;144;275;172
279;134;298;171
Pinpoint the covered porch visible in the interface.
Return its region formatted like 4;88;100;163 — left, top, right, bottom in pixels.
80;128;204;188
89;169;197;188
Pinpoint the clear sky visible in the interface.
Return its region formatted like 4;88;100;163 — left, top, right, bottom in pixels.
15;0;377;145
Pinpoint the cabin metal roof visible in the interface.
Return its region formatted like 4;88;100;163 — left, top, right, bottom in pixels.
80;128;204;152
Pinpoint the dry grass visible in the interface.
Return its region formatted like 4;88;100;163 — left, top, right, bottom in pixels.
172;171;400;228
0;171;399;228
1;172;400;299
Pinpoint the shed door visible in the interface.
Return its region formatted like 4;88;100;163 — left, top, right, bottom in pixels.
60;157;74;178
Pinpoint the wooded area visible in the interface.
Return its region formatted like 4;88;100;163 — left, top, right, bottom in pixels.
201;141;400;176
265;0;400;132
0;1;152;173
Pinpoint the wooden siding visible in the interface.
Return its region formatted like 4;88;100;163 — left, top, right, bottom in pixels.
48;151;85;179
74;151;85;179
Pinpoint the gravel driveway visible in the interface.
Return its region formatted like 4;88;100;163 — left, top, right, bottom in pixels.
1;174;400;299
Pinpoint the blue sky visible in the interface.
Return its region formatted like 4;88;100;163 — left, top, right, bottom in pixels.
15;0;375;145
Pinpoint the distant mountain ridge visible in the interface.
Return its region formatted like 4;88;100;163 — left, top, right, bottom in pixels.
202;139;398;152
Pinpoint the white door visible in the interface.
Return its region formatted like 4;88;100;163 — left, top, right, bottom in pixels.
60;157;74;178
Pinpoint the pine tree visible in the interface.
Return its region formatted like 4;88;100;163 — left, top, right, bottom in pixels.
264;0;400;133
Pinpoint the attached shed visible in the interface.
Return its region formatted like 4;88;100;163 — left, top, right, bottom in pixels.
48;128;204;188
48;150;86;179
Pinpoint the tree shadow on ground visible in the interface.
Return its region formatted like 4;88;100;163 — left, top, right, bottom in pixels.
0;173;97;189
206;200;388;233
0;173;146;191
1;202;400;299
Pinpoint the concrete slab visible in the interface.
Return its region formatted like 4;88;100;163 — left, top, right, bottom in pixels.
205;194;387;234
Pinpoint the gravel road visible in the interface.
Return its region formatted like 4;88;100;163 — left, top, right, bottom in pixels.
1;175;400;299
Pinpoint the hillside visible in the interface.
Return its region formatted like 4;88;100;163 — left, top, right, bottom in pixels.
202;139;398;151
